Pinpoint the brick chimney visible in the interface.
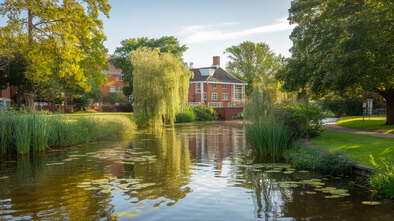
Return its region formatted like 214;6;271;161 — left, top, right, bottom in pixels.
213;56;220;67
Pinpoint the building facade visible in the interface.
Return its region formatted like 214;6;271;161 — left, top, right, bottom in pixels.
188;56;246;108
101;58;128;98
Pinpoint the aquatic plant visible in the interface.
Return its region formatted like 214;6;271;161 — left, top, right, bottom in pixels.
0;111;136;155
175;108;196;123
245;118;293;157
369;155;394;198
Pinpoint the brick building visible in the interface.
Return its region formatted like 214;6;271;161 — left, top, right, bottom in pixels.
101;58;130;100
188;56;246;108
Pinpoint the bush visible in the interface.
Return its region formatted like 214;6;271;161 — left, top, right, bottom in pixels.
245;118;294;157
175;109;196;122
276;102;325;139
369;155;394;198
190;106;218;121
103;92;128;104
322;94;363;117
284;143;353;175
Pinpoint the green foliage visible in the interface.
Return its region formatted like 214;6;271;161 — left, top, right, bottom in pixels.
225;41;283;96
276;102;325;139
245;118;294;158
131;47;192;128
189;106;218;121
278;0;394;124
322;94;363;117
112;36;188;96
337;116;394;134
175;108;196;123
0;0;110;102
103;92;128;104
244;84;274;122
368;155;393;198
0;111;136;155
284;143;353;175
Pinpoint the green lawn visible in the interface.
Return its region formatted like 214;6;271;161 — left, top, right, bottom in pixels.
310;130;394;168
337;116;394;134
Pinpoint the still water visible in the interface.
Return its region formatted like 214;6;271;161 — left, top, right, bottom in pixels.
0;121;392;220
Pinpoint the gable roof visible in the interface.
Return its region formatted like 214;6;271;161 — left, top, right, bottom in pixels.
101;58;123;75
190;67;247;85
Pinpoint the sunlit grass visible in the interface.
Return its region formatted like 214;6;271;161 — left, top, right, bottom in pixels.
337;116;393;134
310;130;394;168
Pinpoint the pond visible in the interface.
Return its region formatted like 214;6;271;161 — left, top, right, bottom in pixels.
0;120;392;220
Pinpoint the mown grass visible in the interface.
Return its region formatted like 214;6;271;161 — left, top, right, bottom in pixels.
310;130;393;168
0;111;136;155
337;116;394;134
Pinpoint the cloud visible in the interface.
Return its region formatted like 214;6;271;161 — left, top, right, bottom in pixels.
176;17;295;44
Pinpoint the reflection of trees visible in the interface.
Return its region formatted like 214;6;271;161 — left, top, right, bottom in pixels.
129;128;192;203
0;144;114;220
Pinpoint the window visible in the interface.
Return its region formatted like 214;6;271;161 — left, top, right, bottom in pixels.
110;86;115;92
128;95;133;102
222;93;228;100
119;86;123;92
222;84;227;89
203;92;207;100
234;85;244;101
213;84;217;89
212;93;218;100
119;74;123;81
196;83;201;93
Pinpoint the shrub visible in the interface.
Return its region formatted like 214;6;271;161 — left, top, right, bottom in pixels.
175;109;196;122
369;155;394;198
322;94;363;117
245;118;294;157
284;143;353;175
190;106;218;121
103;92;128;104
276;102;325;139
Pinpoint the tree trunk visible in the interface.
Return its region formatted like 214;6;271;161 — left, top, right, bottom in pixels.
386;92;394;125
28;9;33;45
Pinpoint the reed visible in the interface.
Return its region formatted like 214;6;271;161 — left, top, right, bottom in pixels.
245;118;293;157
0;111;136;155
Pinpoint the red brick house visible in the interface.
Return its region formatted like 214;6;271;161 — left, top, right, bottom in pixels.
188;56;246;108
101;58;130;100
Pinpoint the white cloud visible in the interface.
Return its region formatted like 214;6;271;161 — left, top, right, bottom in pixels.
176;17;295;44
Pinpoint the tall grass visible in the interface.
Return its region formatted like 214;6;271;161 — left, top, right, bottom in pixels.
245;118;293;157
0;111;136;155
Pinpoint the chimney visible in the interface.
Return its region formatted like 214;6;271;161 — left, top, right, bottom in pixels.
212;56;220;67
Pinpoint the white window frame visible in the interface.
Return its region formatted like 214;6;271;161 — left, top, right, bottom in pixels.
212;93;218;100
222;84;227;89
110;86;115;92
119;74;123;81
222;93;228;101
196;83;201;93
203;92;207;100
213;84;217;89
119;86;123;92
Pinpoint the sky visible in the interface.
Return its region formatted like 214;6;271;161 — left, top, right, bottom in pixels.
0;0;295;69
102;0;295;68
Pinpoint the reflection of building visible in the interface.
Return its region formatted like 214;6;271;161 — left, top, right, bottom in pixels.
188;57;247;108
187;122;245;175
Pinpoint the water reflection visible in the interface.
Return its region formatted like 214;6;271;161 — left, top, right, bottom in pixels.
0;121;392;220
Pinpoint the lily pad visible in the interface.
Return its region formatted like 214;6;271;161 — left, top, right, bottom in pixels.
283;171;294;174
306;191;317;195
325;195;344;199
361;201;382;205
299;170;309;173
265;170;281;173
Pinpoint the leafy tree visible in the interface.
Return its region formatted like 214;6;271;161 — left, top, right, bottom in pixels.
131;47;193;128
103;92;127;104
225;41;283;96
278;0;394;124
0;0;110;110
112;36;188;96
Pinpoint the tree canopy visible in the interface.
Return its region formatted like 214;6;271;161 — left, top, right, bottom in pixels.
277;0;394;124
0;0;111;104
131;47;192;128
112;36;188;96
225;41;283;97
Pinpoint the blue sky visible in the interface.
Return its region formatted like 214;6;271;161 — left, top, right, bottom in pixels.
103;0;295;68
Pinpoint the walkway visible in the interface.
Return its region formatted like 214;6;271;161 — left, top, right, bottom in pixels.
324;122;394;139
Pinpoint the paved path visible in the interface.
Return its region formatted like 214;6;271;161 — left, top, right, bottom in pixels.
324;122;394;138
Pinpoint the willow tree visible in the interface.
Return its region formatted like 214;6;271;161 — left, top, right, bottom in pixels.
130;48;193;128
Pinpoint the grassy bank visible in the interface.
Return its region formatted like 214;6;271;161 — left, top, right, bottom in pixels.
337;116;394;134
310;130;393;168
0;111;136;155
